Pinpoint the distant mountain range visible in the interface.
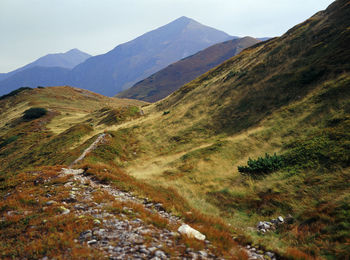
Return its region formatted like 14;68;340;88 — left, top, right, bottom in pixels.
117;36;261;102
0;49;90;82
0;16;234;96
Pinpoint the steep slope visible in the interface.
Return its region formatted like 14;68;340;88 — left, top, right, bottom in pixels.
69;16;233;96
0;49;91;81
117;37;260;102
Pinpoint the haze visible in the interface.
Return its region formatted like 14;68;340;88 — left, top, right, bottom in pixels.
0;0;334;73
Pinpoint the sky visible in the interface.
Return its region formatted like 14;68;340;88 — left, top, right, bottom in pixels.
0;0;335;73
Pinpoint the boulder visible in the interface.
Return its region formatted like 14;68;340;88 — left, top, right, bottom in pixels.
178;224;206;240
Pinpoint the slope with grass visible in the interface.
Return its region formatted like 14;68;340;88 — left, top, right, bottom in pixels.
113;0;349;258
117;37;260;102
0;87;252;259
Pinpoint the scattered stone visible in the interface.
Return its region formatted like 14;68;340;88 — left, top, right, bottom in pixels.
45;200;57;206
178;224;206;240
154;250;167;259
93;219;101;225
199;250;208;257
278;216;284;223
61;168;84;175
87;239;97;245
59;206;70;215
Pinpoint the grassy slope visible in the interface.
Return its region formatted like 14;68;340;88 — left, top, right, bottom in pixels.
114;0;349;258
116;37;260;102
0;87;245;259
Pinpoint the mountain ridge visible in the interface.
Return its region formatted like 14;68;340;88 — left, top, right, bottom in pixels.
116;36;260;102
0;16;234;96
0;49;91;82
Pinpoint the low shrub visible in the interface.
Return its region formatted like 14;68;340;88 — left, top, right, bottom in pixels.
238;153;285;176
23;107;47;120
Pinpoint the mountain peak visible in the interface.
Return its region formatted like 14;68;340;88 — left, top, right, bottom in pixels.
66;48;81;54
169;16;201;27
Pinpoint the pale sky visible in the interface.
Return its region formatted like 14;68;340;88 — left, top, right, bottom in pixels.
0;0;335;73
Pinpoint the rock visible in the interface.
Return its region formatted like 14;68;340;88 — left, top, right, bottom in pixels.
61;168;84;175
80;230;92;240
45;200;57;206
140;248;149;255
265;252;275;258
271;219;278;225
178;224;206;241
113;246;123;252
278;216;284;223
148;247;157;253
154;250;167;259
59;206;70;215
87;239;97;245
93;219;101;225
262;223;270;229
199;250;208;257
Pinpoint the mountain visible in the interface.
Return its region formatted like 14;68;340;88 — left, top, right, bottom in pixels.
0;67;71;94
69;16;234;96
117;36;261;102
1;0;349;259
0;49;91;81
0;17;233;97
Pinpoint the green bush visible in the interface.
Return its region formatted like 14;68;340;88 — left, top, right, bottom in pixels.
238;153;285;176
23;107;47;120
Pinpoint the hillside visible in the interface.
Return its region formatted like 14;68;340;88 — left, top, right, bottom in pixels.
0;0;349;259
0;49;90;82
0;86;251;259
117;37;260;102
118;0;348;257
0;17;233;97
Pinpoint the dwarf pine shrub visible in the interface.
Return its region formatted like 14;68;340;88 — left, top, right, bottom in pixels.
23;107;47;120
238;153;284;176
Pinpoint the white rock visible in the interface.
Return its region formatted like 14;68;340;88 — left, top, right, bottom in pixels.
61;168;84;175
177;224;206;241
278;216;284;223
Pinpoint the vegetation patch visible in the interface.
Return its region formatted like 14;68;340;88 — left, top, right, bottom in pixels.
238;153;284;176
23;107;48;120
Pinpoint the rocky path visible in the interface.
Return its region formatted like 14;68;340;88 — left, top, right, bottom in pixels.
57;133;277;259
59;168;218;259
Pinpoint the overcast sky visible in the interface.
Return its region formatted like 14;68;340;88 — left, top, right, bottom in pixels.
0;0;335;73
